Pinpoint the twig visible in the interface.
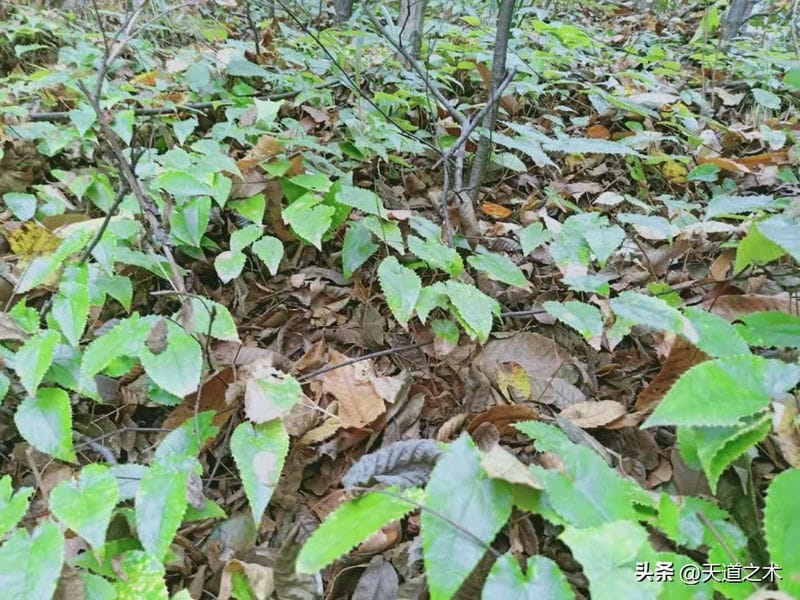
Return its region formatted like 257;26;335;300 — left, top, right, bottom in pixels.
79;182;129;264
74;432;118;464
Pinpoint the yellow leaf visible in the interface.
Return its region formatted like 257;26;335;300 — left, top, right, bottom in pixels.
4;222;62;258
661;160;688;185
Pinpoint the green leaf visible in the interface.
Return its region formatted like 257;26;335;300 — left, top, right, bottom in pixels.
562;274;610;295
765;469;800;597
378;257;422;325
156;171;214;198
407;235;463;277
735;222;786;272
139;325;202;398
231;420;289;524
15;387;76;462
584;224;625;266
297;487;422;573
69;104;96;136
677;413;771;493
111;110;135;144
467;251;526;287
423;434;512;600
543;137;636;156
610;291;683;333
135;462;193;560
0;475;33;539
51;264;90;346
561;521;661;599
0;373;8;404
50;464;119;549
644;355;800;427
519;222;551;255
228;193;265;224
683;307;749;357
335;186;388;217
756;214;800;262
342;221;378;280
230;224;263;253
170;196;211;247
114;550;169;600
282;193;335;250
172;117;198;146
415;283;449;323
492;131;554;167
735;310;800;348
752;88;781;110
444;281;500;343
0;521;64;600
214;250;246;283
362;216;404;253
3;193;36;220
432;319;459;345
705;194;775;219
482;554;573;600
251;235;284;276
544;300;602;341
183;297;239;342
243;371;301;423
254;99;283;126
784;67;800;91
80;315;150;387
153;412;218;468
13;329;60;395
687;163;720;182
492;151;527;172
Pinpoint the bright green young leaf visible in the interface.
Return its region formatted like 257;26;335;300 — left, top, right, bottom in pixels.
114;550;169;600
378;256;422;325
677;413;771;493
445;281;500;343
683;306;749;357
254;98;283;126
51;264;89;347
0;475;33;539
297;487;422;574
519;222;551;255
784;67;800;91
342;221;378;280
0;521;64;600
583;224;625;266
407;235;463;276
9;299;39;334
735;310;800;348
139;326;202;398
135;461;195;560
228;193;266;224
561;521;661;600
610;291;683;333
3;193;36;220
156;171;214;198
687;163;720;182
231;420;289;523
482;554;573;600
183;297;239;342
362;216;404;253
431;319;459;345
422;434;512;600
705;194;775;219
544;300;603;341
543;137;636;156
644;355;800;428
94;272;132;311
172;117;198;146
111;110;134;144
243;371;301;423
282;193;335;249
562;274;610;295
15;387;76;462
415;282;449;323
69;104;96;136
467;251;526;287
214;250;246;283
82;571;117;600
335;186;388;217
251;235;284;276
13;329;60;395
50;464;119;549
756;214;800;262
153;411;218;468
764;469;800;597
229;224;263;253
169;196;211;247
492;151;527;172
79;315;150;386
735;221;786;272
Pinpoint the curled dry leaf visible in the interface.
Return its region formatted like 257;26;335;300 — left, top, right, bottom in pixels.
466;404;539;437
480;444;544;489
559;400;627;429
219;559;275;600
320;350;386;429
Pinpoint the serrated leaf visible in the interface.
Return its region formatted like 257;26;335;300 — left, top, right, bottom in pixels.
214;250;246;283
3;193;36;220
244;370;302;423
756;214;800;262
335;186;388;217
519;222;551;255
683;306;749;357
492;151;527;172
0;475;33;539
51;264;90;346
231;420;289;523
13;329;60;395
362;216;404;253
677;413;771;493
282;193;335;250
229;193;266;224
135;462;194;560
342;221;378;280
644;355;800;428
705;194;775;219
183;297;239;342
69;104;96;136
139;326;202;398
415;282;449;323
153;411;218;468
467;251;526;287
80;315;150;386
50;464;119;549
583;224;625;265
377;257;421;325
157;171;214;198
0;521;64;600
687;163;720;182
170;196;210;247
482;554;573;600
610;291;683;333
115;550;168;600
297;488;422;574
543;136;637;156
422;434;512;600
15;387;75;462
765;469;800;597
735;310;800;348
230;224;263;253
343;439;442;490
407;235;463;276
251;235;284;276
444;281;499;343
432;319;459;344
544;300;602;341
752;88;781;110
